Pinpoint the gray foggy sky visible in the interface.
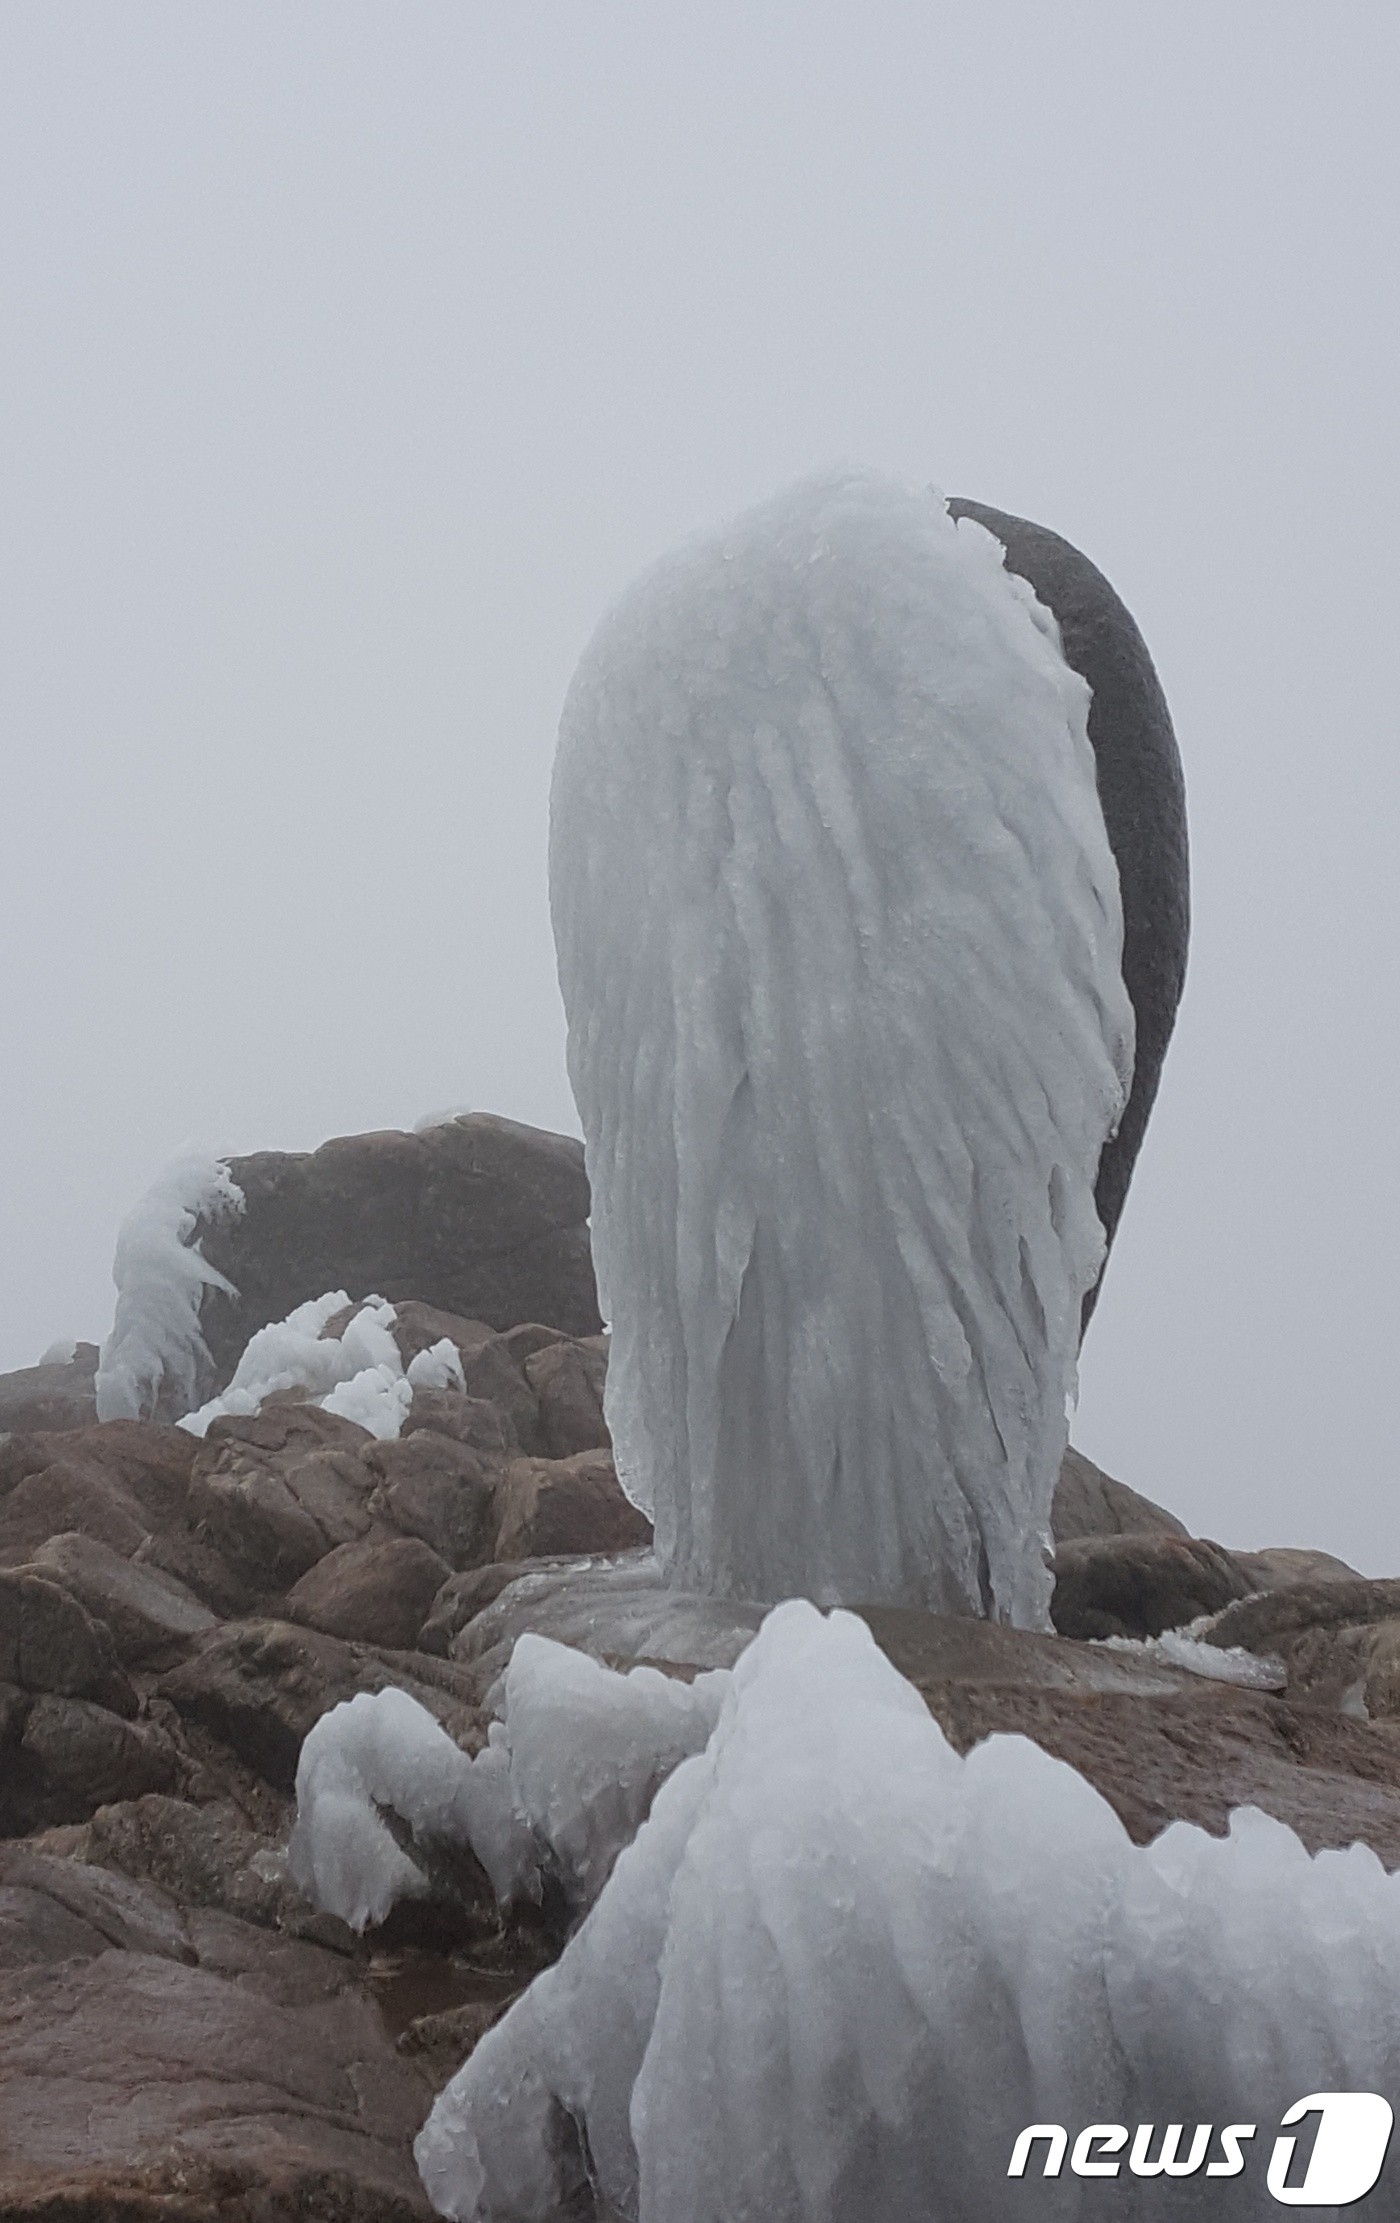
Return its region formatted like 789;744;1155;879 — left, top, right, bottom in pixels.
3;4;1397;1570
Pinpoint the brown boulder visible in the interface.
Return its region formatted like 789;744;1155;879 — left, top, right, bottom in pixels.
0;1842;194;1970
193;1111;602;1386
157;1618;480;1790
81;1794;350;1947
0;1342;99;1435
402;1387;520;1455
365;1431;499;1570
1230;1543;1361;1592
0;1569;135;1713
1050;1445;1188;1546
1050;1531;1251;1640
499;1321;571;1366
0;1944;433;2218
493;1450;652;1563
523;1338;610;1458
285;1536;452;1649
30;1532;215;1664
0;1420;199;1568
188;1406;377;1590
422;1560;558;1658
10;1695;179;1829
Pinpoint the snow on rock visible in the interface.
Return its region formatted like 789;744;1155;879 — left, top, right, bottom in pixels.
178;1295;467;1442
406;1338;468;1394
95;1152;244;1422
290;1640;728;1936
416;1599;1400;2223
550;470;1134;1626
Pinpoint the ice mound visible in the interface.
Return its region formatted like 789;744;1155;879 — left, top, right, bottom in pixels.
180;1292;465;1440
551;470;1135;1625
415;1600;1400;2223
95;1151;245;1421
290;1635;728;1931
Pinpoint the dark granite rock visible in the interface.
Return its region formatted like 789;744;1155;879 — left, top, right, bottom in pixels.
1050;1531;1251;1641
194;1112;602;1386
947;500;1189;1327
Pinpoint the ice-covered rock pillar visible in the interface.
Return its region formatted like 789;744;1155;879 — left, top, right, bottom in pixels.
550;472;1135;1626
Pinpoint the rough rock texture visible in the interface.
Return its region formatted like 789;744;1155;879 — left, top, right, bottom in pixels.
157;1618;481;1790
285;1536;452;1650
194;1113;602;1385
493;1449;653;1563
0;1907;435;2219
523;1337;610;1459
0;1421;197;1567
187;1407;378;1592
30;1532;215;1663
947;498;1190;1327
1049;1444;1188;1545
1050;1530;1252;1641
365;1431;501;1570
0;1342;99;1436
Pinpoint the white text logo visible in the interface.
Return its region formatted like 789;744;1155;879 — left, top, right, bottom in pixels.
1009;2095;1394;2205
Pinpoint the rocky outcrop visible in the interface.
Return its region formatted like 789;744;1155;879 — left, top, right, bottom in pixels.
3;1137;1394;2220
0;1862;435;2220
1050;1531;1252;1641
1049;1445;1188;1544
194;1114;602;1386
493;1449;651;1562
0;1342;99;1436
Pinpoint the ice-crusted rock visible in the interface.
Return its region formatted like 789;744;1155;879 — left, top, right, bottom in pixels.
946;497;1190;1326
95;1153;245;1423
551;471;1135;1624
291;1638;726;1934
416;1600;1400;2223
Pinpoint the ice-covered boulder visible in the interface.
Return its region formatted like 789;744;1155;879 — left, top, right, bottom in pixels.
416;1600;1400;2223
552;471;1136;1624
946;497;1189;1324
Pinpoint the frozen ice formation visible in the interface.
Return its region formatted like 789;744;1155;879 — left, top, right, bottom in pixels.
414;1600;1400;2223
551;470;1135;1625
290;1638;728;1930
179;1288;465;1440
95;1151;244;1421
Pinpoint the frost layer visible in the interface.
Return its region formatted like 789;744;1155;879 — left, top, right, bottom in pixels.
551;471;1134;1625
95;1152;244;1421
416;1601;1400;2223
180;1292;464;1440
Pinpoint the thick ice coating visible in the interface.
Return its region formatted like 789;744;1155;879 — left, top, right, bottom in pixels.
289;1636;727;1930
550;471;1135;1624
95;1151;244;1421
415;1601;1400;2223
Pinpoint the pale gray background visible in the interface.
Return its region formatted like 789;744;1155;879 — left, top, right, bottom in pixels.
3;5;1396;1568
